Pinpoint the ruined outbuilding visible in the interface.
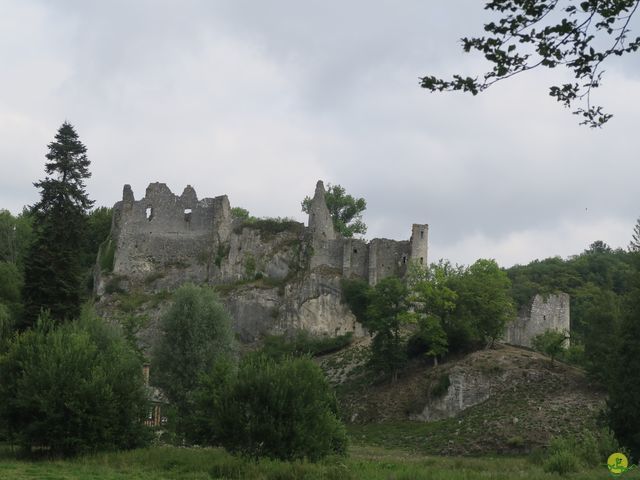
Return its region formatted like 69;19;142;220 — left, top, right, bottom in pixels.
504;293;570;348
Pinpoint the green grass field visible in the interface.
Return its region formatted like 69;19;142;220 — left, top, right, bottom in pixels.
0;444;637;480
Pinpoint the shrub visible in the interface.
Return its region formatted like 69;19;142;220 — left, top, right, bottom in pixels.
543;449;580;475
0;308;150;456
151;284;237;441
261;331;353;360
194;355;347;461
430;373;451;398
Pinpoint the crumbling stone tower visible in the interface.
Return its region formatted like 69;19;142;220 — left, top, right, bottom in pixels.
410;223;429;266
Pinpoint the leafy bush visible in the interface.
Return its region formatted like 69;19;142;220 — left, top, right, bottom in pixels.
194;355;347;461
430;373;451;398
0;308;150;456
538;429;621;475
152;284;237;441
543;449;580;475
261;331;353;360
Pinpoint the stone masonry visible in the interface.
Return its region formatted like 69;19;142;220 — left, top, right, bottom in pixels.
96;180;429;342
504;293;570;348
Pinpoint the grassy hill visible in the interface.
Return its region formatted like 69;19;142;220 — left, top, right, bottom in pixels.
321;342;606;456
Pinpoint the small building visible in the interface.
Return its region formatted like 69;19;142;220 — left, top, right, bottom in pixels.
142;363;168;427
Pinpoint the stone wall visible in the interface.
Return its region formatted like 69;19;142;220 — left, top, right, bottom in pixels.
96;180;429;343
504;293;570;348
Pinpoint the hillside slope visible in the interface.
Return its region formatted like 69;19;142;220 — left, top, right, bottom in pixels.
321;343;606;455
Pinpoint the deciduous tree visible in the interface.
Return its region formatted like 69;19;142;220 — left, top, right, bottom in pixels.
421;0;640;127
302;183;367;237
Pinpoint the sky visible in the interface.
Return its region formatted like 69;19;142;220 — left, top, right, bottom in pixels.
1;0;638;267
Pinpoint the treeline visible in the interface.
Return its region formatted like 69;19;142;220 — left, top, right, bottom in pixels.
0;207;111;331
342;259;515;381
506;240;638;381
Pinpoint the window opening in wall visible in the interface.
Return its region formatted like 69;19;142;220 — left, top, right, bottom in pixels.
402;255;407;264
420;257;424;264
543;315;546;321
184;208;192;222
420;230;424;239
145;206;154;221
353;248;358;254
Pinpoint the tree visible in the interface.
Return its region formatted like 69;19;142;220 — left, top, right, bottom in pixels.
421;0;640;127
406;262;456;364
193;354;347;461
21;122;94;327
151;284;237;441
302;183;367;237
607;252;640;460
452;259;515;347
365;277;409;382
630;218;640;252
532;329;569;365
0;308;150;456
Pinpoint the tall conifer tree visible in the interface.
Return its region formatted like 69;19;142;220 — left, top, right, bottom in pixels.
22;122;93;327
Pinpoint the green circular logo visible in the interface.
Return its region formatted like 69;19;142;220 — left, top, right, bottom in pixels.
608;452;629;476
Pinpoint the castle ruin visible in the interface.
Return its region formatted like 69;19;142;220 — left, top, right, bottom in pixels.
96;180;568;349
96;180;428;343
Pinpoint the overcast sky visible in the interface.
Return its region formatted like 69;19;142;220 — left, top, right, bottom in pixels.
1;0;638;267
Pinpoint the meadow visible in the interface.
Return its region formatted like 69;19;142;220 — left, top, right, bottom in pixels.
0;443;637;480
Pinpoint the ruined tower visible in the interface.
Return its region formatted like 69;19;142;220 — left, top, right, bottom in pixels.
410;223;429;266
307;180;336;241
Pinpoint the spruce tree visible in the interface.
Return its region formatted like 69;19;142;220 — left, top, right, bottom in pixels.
21;122;93;327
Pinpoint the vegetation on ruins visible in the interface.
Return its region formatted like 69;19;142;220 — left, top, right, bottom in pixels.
302;182;367;237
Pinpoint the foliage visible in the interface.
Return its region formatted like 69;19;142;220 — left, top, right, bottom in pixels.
532;329;568;365
261;331;354;360
341;278;371;323
538;429;620;474
230;207;250;220
0;307;149;456
151;284;237;441
21;122;94;327
421;0;640;127
0;209;33;267
3;443;625;480
413;315;448;365
364;277;410;382
430;373;451;398
193;354;347;461
83;207;112;270
234;216;304;240
302;183;367;237
451;259;515;347
97;237;116;273
506;242;635;376
407;262;457;362
631;217;640;252
0;261;23;321
607;252;640;461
